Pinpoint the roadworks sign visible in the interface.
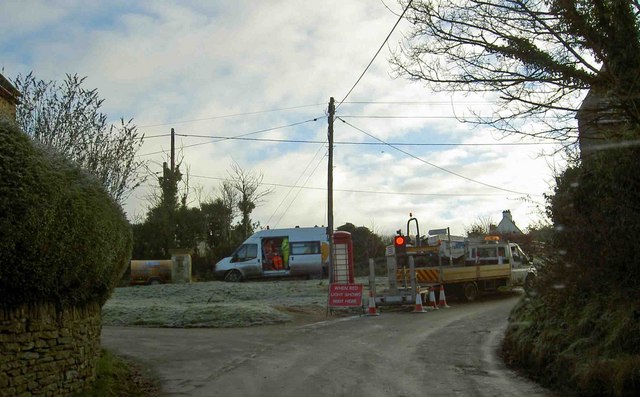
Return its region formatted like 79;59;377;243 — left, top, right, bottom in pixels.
328;283;363;307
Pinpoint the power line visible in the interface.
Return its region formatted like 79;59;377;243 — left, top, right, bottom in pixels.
273;148;327;227
136;101;491;135
189;174;522;197
158;134;556;146
142;133;172;139
337;117;532;196
341;101;488;105
338;115;482;120
265;142;327;227
336;0;413;109
136;117;321;157
137;103;326;128
337;114;575;121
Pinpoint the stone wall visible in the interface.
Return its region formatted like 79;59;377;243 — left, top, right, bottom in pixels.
0;72;19;121
0;98;16;121
0;303;102;397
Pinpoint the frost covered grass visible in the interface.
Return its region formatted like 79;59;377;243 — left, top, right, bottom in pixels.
102;278;384;328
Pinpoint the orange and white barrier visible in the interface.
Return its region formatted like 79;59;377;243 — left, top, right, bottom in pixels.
428;288;439;310
413;292;427;313
366;290;380;316
438;285;450;308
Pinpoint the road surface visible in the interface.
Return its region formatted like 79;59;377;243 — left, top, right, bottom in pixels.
102;293;552;396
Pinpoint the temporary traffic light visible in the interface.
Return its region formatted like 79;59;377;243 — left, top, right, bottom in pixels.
394;235;407;252
394;234;407;268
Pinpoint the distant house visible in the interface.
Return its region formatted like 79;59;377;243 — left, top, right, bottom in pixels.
494;210;523;235
0;73;21;121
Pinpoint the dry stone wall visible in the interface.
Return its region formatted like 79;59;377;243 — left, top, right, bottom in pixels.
0;99;16;121
0;303;102;397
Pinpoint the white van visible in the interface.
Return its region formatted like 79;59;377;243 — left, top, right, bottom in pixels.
213;227;330;282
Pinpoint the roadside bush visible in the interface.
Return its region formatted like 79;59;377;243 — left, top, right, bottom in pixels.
503;141;640;396
0;118;132;309
550;145;640;288
504;280;640;396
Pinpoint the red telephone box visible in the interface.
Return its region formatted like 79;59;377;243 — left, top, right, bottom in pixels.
332;231;354;283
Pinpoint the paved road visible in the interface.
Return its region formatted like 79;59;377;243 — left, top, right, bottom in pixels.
102;293;552;396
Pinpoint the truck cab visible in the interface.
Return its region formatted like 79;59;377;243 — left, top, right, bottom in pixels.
466;239;535;288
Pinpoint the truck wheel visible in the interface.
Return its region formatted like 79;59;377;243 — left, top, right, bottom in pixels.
463;282;478;301
224;270;243;282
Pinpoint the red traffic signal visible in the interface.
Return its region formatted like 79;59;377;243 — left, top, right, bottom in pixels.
394;235;406;247
394;234;407;266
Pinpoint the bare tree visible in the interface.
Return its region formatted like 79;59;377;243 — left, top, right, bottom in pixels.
14;72;146;203
391;0;640;154
227;161;273;239
464;215;497;237
220;179;239;221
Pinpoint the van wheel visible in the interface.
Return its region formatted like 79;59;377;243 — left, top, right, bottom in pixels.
148;279;161;285
224;270;243;282
463;282;478;301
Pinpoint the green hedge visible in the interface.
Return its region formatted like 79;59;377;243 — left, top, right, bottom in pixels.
504;285;640;396
0;118;132;309
503;141;640;396
549;145;640;288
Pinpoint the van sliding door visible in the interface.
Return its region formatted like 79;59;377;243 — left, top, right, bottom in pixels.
289;241;322;276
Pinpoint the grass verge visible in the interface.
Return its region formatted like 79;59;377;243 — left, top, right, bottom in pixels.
75;349;160;397
502;286;640;396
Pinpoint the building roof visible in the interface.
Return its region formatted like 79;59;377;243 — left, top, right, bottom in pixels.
494;210;523;235
0;73;21;105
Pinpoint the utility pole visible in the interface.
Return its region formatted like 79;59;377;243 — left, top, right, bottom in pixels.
170;127;176;173
327;97;335;284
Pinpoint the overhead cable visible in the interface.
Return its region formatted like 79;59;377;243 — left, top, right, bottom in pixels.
337;117;532;196
265;142;327;227
137;103;326;128
189;174;519;197
273;149;327;227
155;134;556;146
336;0;413;109
136;117;321;157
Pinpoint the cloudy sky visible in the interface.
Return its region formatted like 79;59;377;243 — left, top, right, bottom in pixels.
2;0;567;236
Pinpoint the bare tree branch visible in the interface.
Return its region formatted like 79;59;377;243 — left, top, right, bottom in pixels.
227;161;274;239
391;0;640;152
14;72;147;204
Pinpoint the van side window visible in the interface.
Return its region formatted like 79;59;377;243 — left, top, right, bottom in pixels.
233;244;258;262
291;241;320;255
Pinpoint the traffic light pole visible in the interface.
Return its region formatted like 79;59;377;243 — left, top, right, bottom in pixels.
409;254;416;301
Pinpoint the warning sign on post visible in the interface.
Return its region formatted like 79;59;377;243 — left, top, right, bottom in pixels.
328;283;363;307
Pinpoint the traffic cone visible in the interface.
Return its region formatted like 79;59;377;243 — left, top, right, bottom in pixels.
438;285;450;308
366;290;380;316
427;288;439;310
413;292;428;313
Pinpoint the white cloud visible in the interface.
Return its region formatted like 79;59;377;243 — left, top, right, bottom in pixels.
1;0;565;237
